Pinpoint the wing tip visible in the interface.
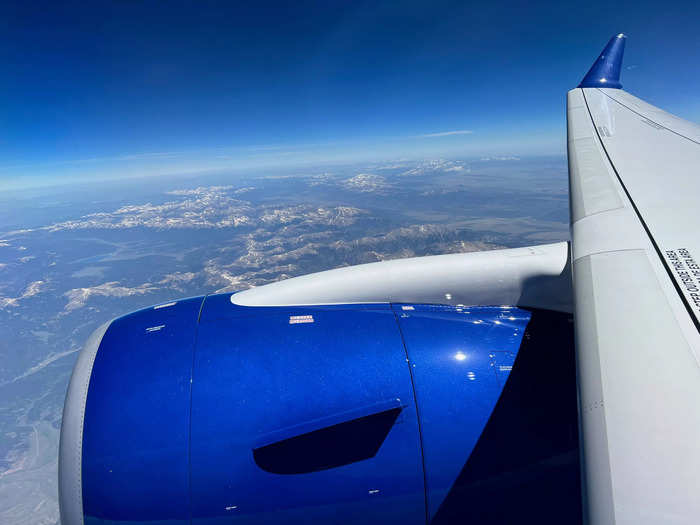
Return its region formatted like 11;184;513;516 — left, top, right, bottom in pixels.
578;34;627;90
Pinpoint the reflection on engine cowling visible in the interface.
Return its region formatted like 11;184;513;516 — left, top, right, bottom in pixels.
62;293;581;525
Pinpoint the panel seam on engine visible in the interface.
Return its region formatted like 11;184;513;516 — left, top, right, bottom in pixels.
391;305;430;524
188;295;208;523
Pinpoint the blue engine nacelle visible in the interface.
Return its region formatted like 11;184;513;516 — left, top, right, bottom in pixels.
59;293;581;524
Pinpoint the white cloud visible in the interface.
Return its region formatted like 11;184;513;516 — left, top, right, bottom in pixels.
480;156;520;161
419;130;473;138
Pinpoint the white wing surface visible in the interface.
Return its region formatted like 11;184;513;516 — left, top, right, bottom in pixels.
569;35;700;524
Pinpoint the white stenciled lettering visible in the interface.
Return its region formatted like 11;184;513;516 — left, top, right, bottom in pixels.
289;315;314;325
665;249;700;310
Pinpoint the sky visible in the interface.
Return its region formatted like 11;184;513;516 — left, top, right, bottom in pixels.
2;0;700;190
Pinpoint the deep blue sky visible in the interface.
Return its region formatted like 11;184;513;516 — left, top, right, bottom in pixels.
2;1;699;189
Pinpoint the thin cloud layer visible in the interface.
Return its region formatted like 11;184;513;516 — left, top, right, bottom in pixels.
420;130;474;138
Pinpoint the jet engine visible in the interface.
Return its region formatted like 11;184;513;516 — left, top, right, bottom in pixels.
59;242;581;524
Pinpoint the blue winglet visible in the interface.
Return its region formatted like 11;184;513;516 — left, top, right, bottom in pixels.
578;34;626;89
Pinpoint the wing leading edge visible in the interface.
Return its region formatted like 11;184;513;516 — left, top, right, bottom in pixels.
569;36;700;523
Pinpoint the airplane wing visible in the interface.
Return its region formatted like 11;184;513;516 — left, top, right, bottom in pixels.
569;34;700;524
